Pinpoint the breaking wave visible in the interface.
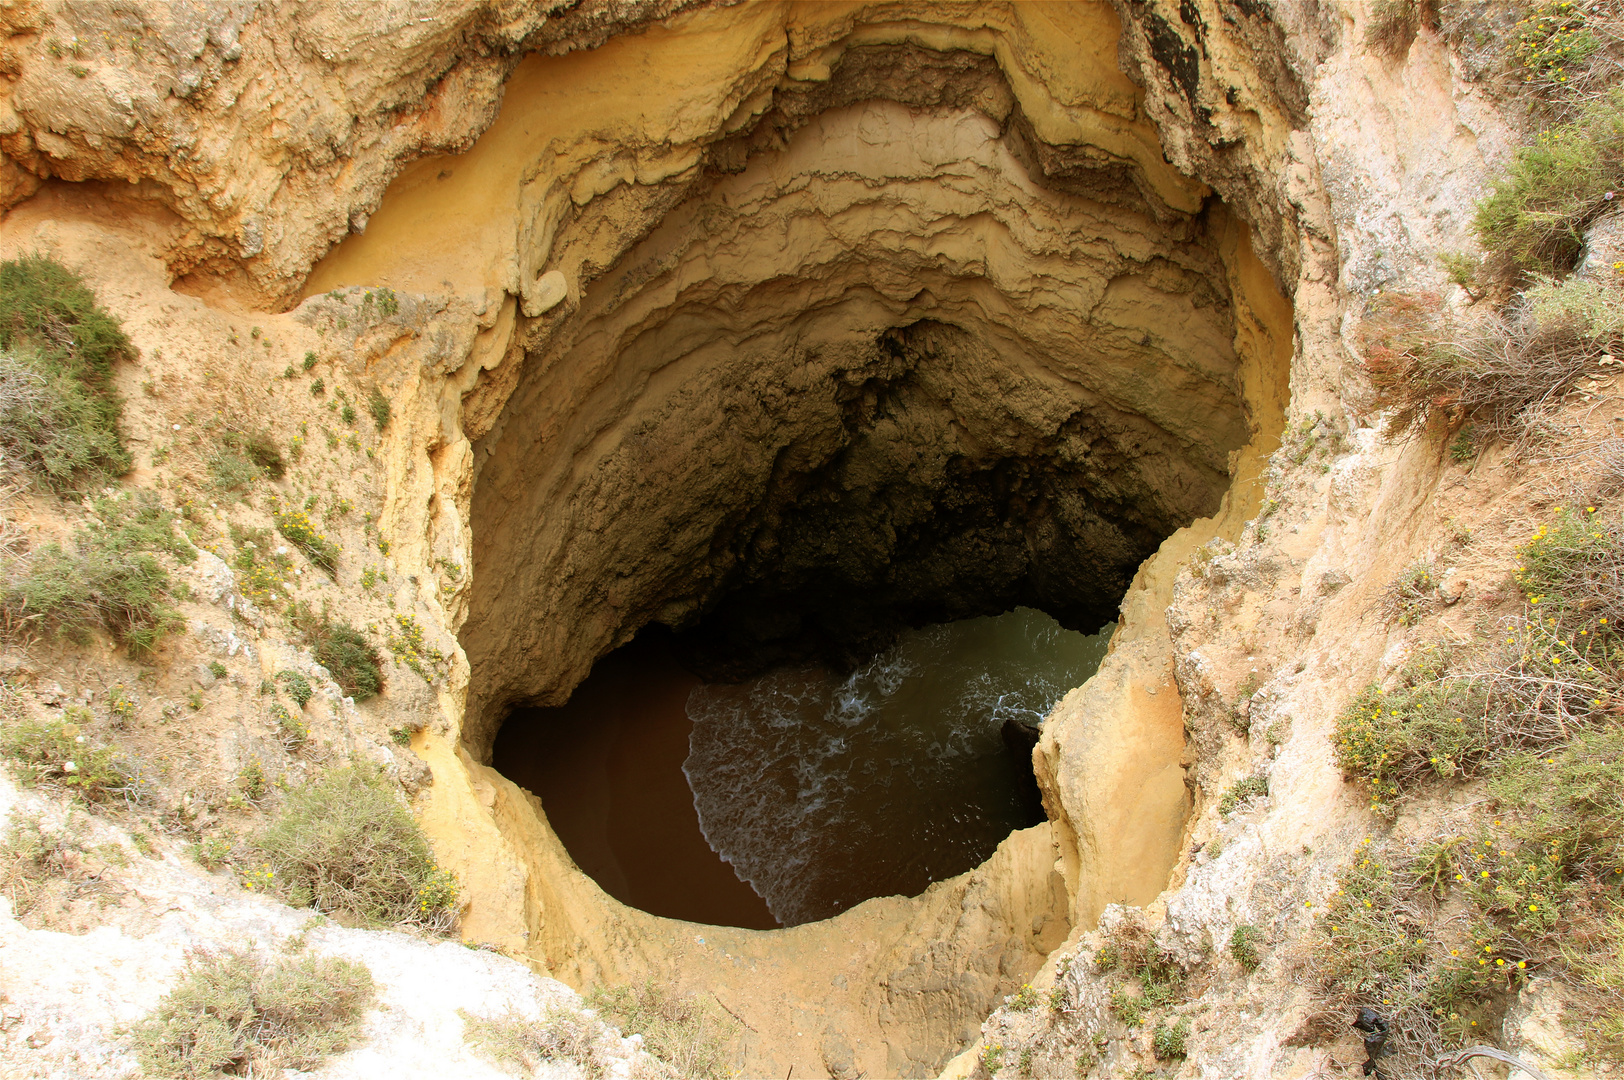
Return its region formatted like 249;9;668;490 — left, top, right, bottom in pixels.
684;607;1113;926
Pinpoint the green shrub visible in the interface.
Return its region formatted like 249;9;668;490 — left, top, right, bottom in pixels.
1476;87;1624;276
0;716;138;803
386;615;445;685
1152;1016;1189;1060
1007;983;1041;1011
1;490;191;655
228;522;291;609
1230;924;1262;971
585;981;741;1080
0;254;133;490
209;428;285;494
274;507;338;576
278;669;313;708
253;765;456;930
1218;774;1269;817
133;948;373;1079
289;603;382;700
269;701;309;752
1384;558;1440;625
366;385;390;433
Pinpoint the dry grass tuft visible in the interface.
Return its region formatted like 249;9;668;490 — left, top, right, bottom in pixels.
586;981;742;1080
133;947;374;1079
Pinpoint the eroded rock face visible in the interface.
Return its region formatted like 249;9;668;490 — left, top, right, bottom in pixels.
464;90;1255;722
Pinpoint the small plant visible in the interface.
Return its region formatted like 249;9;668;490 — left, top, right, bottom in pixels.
585;981;742;1080
274;507;339;576
360;566;382;592
270;701;309;752
187;689;203;710
1383;558;1440;625
1152;1016;1189;1060
212;428;285;491
0;814;86;917
2;489;192;655
1438;251;1484;302
0;716;138;803
386;614;445;684
208;660;227;680
190;834;232;870
278;669;313;709
1448;426;1478;462
464;1004;612;1078
1218;773;1269;817
237;759;267;802
309;377;325;397
302;350;318;371
366;385;390;432
253;765;457;930
133;947;374;1079
289;603;382;700
0;254;134;490
389;725;415;747
229;522;292;608
1230;924;1262;971
339;403;356;425
1007;983;1041;1011
108;684;138;727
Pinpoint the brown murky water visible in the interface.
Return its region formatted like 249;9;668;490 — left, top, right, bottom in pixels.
493;632;779;929
494;610;1113;929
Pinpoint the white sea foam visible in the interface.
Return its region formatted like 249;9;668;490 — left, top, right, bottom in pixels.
685;608;1114;926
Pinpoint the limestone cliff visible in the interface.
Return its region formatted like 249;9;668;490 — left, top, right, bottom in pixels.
0;1;1612;1079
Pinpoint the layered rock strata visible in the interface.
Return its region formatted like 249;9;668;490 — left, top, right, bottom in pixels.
1;2;1310;1075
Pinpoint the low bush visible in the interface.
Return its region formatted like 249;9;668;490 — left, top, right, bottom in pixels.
1152;1016;1189;1060
0;715;140;804
0;254;133;490
464;1004;611;1079
209;428;284;494
386;614;445;685
366;385;390;433
1476;87;1624;277
228;522;291;609
253;765;456;931
1359;290;1615;440
1;490;192;655
1218;773;1269;817
1319;505;1624;1064
0;814;84;917
133;947;374;1079
1230;924;1262;971
278;669;313;708
274;507;338;576
289;603;382;700
585;981;742;1080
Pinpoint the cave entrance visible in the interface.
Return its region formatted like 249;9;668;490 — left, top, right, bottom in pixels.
492;609;1114;929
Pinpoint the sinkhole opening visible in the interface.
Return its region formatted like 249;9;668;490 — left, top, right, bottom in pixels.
492;609;1114;929
457;50;1283;935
